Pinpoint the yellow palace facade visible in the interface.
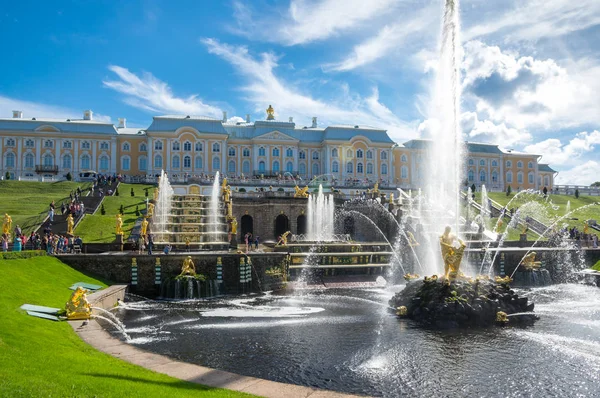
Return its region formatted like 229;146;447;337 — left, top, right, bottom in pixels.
0;109;556;191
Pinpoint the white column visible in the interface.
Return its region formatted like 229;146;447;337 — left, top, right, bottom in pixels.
74;140;79;175
54;139;60;168
293;146;299;174
237;145;241;175
16;138;21;177
92;142;97;171
35;139;41;166
166;139;171;174
253;145;258;174
111;138;117;174
266;145;270;173
204;140;208;172
147;137;153;175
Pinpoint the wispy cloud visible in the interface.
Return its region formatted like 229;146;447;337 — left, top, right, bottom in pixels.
524;130;600;166
102;65;222;118
202;38;417;141
231;0;397;46
555;161;600;185
0;95;111;122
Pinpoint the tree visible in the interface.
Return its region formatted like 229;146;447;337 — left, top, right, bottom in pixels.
135;205;140;216
115;188;119;196
471;183;476;194
100;203;106;215
592;181;600;187
66;172;72;181
130;187;135;197
119;204;124;214
543;186;548;196
4;172;10;180
575;189;579;199
145;189;149;197
506;185;512;197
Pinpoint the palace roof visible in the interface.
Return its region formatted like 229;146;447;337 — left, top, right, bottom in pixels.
538;164;557;173
0;117;118;135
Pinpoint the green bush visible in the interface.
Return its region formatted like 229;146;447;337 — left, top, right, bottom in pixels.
0;250;46;260
66;172;72;181
5;171;10;180
119;204;124;214
135;205;140;216
506;185;512;196
115;188;119;196
575;189;579;199
592;260;600;272
100;203;106;215
130;187;135;197
145;189;149;197
277;187;285;192
239;188;246;192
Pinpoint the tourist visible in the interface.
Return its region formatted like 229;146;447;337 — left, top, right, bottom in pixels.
48;208;54;222
147;234;154;255
254;236;259;251
244;232;250;252
13;235;22;252
138;235;145;255
14;224;21;237
1;234;8;252
163;244;172;255
185;237;190;252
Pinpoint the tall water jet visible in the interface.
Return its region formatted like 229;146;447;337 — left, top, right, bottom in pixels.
566;200;571;215
209;172;221;238
481;184;491;230
154;169;174;242
307;185;335;241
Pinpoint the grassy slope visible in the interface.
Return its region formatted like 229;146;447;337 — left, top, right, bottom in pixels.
0;255;251;398
0;181;91;233
76;183;154;243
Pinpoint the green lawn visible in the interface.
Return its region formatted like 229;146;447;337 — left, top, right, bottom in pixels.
0;180;92;234
0;255;252;398
592;260;600;271
76;183;154;243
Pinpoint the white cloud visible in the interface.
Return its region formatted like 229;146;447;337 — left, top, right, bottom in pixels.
102;65;222;118
555;161;600;185
202;38;418;141
231;0;396;46
0;95;111;122
461;111;531;147
524;131;600;166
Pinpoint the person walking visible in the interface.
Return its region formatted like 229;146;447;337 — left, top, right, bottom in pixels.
1;234;8;252
147;234;154;255
254;236;259;251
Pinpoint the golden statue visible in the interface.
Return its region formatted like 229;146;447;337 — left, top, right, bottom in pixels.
583;223;590;234
373;182;379;194
223;185;231;203
231;217;238;234
495;276;513;284
180;256;196;276
389;193;394;203
115;214;124;235
140;217;149;236
521;252;541;270
294;185;309;198
147;202;155;217
65;286;92;320
266;104;275;120
522;223;529;234
66;214;74;235
496;311;509;324
440;226;466;279
221;177;228;194
403;273;420;281
227;201;233;218
277;231;290;246
153;187;159;201
2;213;12;235
396;306;408;316
407;231;419;247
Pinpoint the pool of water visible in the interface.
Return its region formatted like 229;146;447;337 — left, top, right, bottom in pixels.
117;284;600;397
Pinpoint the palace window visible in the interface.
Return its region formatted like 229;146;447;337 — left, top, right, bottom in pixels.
212;143;220;153
312;163;319;176
273;160;280;172
357;149;363;159
228;160;236;173
140;143;147;152
517;161;523;168
517;172;523;184
312;151;319;160
528;161;533;169
43;154;53;167
299;163;306;175
298;150;305;159
357;162;363;173
229;147;236;157
63;154;72;169
286;161;293;173
212;156;220;170
242;161;250;174
506;160;512;168
506;172;513;183
243;148;250;157
99;155;109;170
6;138;15;147
366;150;373;159
63;141;72;149
347;149;353;158
468;159;474;166
286;148;294;157
154;154;163;168
154;141;163;151
184;156;191;168
122;142;130;151
480;170;486;182
528;172;534;184
139;156;147;171
381;151;388;160
491;160;498;167
492;171;498;182
544;176;550;186
331;148;338;158
259;161;266;172
381;163;388;174
81;155;90;170
81;141;91;150
25;139;34;148
195;156;203;169
183;141;192;152
259;147;266;156
100;142;109;150
44;140;53;148
5;152;15;167
172;141;180;151
367;163;373;174
121;156;130;171
480;159;485;166
172;155;180;168
401;154;407;162
401;166;408;179
346;162;353;173
332;161;339;173
25;153;34;168
468;170;474;182
272;148;280;157
195;142;203;152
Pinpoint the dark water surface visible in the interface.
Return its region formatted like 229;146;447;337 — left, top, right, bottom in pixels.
117;284;600;397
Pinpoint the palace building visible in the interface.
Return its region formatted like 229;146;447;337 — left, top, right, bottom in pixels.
0;108;556;191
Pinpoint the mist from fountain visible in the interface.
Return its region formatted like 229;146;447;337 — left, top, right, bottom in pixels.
209;172;221;237
154;170;174;241
307;185;335;241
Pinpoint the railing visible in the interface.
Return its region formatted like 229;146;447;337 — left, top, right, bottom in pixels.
554;185;600;196
35;165;59;173
252;170;299;177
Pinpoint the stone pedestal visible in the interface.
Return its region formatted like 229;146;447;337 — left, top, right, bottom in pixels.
116;234;124;251
230;235;238;250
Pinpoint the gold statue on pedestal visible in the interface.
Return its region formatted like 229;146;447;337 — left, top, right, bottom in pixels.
180;256;196;276
440;226;466;279
389;193;394;203
221;177;228;194
115;214;124;236
294;185;309;198
223;185;231;203
153;187;159;201
66;214;74;235
65;286;92;320
266;104;275;120
277;231;290;246
373;182;379;194
521;252;541;270
147;202;155;217
140;217;149;236
231;217;238;234
407;231;419;247
2;213;12;235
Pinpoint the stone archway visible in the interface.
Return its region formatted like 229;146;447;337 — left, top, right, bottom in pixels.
241;214;253;239
296;214;307;235
274;214;290;239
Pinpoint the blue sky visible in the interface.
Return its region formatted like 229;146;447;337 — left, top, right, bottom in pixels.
1;0;599;184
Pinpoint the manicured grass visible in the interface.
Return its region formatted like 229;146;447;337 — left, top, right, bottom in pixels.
76;183;154;243
0;180;92;234
0;255;252;398
592;260;600;272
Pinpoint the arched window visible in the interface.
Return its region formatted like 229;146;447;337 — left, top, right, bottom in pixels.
528;161;533;169
121;156;130;171
544;176;550;186
272;148;280;157
357;162;363;173
528;172;534;184
468;158;474;166
286;148;294;157
212;143;220;153
491;160;498;167
100;142;109;150
286;161;293;172
63;141;72;149
24;153;34;168
480;170;486;182
81;141;91;150
517;161;523;168
228;160;236;173
6;138;15;146
381;151;388;160
122;142;130;151
183;141;192;151
99;156;109;170
25;139;34;148
517;172;523;184
63;154;72;169
195;156;203;169
332;161;339;173
346;162;353;173
154;154;163;168
468;170;474;182
401;154;407;162
44;140;53;148
5;152;15;167
228;147;236;156
139;156;147;171
195;142;203;152
506;172;513;183
331;148;338;158
184;156;191;168
401;166;408;179
81;155;90;170
492;171;498;182
243;148;250;157
312;151;319;160
357;149;363;158
258;161;266;172
273;161;280;172
140;143;147;152
212;156;220;170
366;150;373;159
172;141;180;151
480;159;485;166
259;147;266;156
312;163;319;176
43;154;53;167
347;149;353;158
299;163;306;175
298;150;305;159
506;160;512;168
242;161;250;174
367;163;373;174
381;163;388;174
172;155;180;169
154;141;163;151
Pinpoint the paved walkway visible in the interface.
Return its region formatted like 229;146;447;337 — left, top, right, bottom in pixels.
70;319;363;398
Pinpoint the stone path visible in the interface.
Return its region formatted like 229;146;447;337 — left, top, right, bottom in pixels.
70;319;363;398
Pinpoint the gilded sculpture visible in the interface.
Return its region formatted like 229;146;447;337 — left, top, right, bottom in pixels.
147;202;155;217
2;213;12;235
521;252;541;270
66;214;74;235
180;256;196;276
277;231;291;246
294;185;309;198
266;104;275;120
65;286;92;320
153;187;159;201
440;226;466;279
140;217;149;236
230;217;238;234
115;214;124;235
